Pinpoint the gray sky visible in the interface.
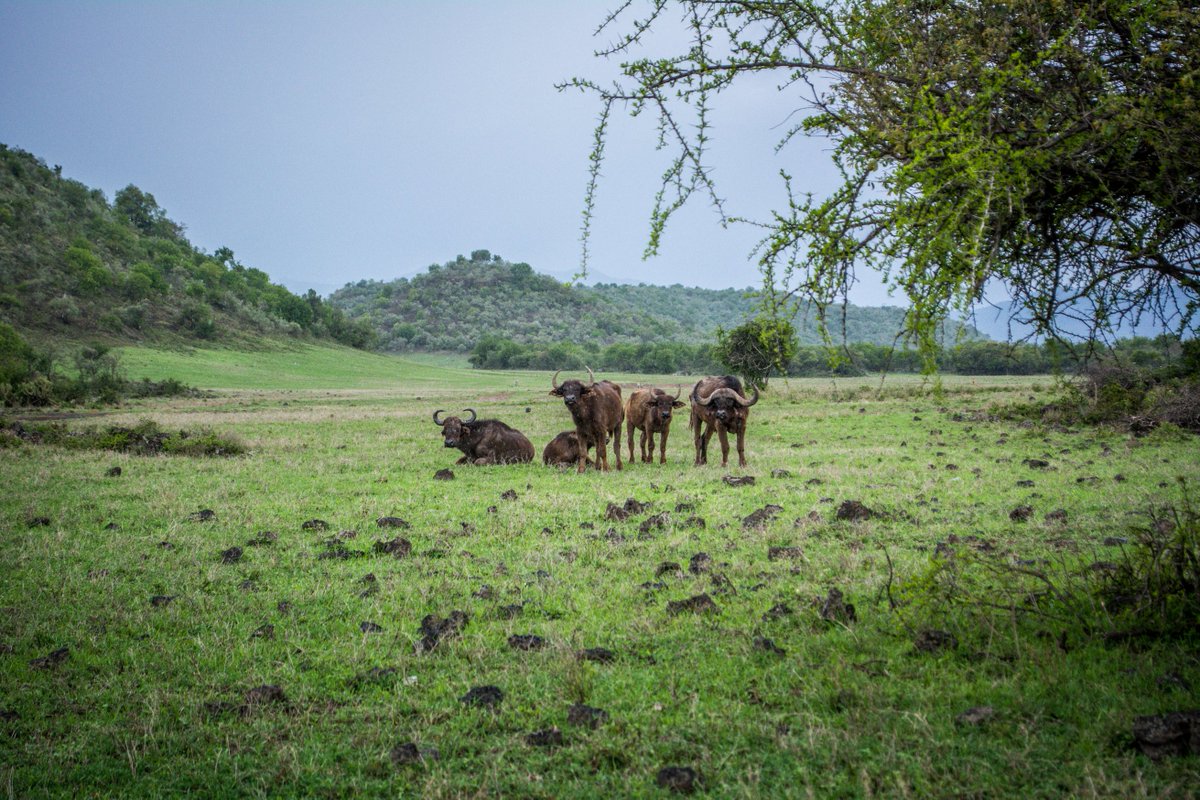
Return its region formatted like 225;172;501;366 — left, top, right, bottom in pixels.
0;1;891;302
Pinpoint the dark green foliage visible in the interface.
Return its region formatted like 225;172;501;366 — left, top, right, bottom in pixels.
713;317;798;389
0;145;374;349
1;417;244;456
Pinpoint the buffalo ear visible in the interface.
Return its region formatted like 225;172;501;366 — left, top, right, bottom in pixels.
549;388;562;396
672;400;686;408
461;425;471;436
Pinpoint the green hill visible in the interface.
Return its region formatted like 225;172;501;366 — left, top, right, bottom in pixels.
0;144;373;349
328;251;934;352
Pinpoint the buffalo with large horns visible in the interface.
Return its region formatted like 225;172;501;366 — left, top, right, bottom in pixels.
625;385;685;464
689;376;759;467
549;367;624;473
432;408;534;465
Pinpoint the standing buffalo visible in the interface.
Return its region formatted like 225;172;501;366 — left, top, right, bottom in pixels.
625;385;685;464
689;376;759;467
542;430;593;468
549;368;624;473
432;409;534;465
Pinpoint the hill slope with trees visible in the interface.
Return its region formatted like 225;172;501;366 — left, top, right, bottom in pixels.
0;144;374;349
328;250;933;353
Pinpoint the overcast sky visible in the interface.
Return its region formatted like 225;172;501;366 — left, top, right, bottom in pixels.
0;1;895;302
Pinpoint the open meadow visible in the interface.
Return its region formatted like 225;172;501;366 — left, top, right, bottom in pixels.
2;345;1198;798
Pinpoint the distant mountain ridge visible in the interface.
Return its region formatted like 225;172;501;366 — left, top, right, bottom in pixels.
328;250;964;353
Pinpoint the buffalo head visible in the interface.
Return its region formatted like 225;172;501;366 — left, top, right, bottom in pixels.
432;408;477;449
694;382;758;424
549;367;597;409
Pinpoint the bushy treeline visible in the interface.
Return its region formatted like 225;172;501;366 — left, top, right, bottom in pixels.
471;332;1196;378
0;322;194;407
0;145;374;348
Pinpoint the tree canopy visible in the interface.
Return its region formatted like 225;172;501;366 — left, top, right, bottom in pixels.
566;0;1199;357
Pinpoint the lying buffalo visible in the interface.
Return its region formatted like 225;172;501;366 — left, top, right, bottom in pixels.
432;409;534;465
542;430;593;468
549;368;624;473
626;385;685;464
689;376;759;467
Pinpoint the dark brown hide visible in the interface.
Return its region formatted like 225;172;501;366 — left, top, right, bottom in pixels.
542;430;594;467
689;376;759;467
549;369;624;473
432;410;534;465
625;386;685;464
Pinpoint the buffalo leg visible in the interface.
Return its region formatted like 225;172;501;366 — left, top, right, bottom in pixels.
699;422;716;465
626;421;636;463
717;425;731;467
659;426;669;464
611;427;623;471
643;430;654;463
736;429;747;467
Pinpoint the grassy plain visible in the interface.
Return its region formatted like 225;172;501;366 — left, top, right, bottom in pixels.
2;345;1198;797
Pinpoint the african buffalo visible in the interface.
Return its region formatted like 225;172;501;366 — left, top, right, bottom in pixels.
549;368;624;473
625;385;685;464
432;408;534;465
689;376;759;467
542;430;593;468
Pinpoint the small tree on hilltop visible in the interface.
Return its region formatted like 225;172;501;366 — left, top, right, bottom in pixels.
713;317;797;390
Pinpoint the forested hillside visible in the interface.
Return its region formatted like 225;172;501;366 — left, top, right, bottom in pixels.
0;145;373;348
329;250;934;352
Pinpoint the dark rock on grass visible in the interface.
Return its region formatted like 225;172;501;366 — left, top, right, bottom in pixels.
688;552;712;575
1015;479;1036;487
577;647;616;664
391;741;439;765
360;621;384;634
674;501;696;513
1022;458;1051;469
1009;505;1034;522
805;478;824;486
239;578;258;592
683;515;707;529
460;685;503;710
640;581;667;592
623;498;648;515
656;766;699;794
373;537;412;558
500;489;518;501
1132;711;1200;759
753;636;786;656
29;647;68;669
743;505;784;529
656;561;683;578
106;466;122;477
525;727;564;747
819;588;857;625
835;500;875;522
768;546;804;562
150;595;175;607
567;703;609;728
247;530;277;546
220;546;243;564
666;594;719;616
434;469;455;481
771;468;792;478
376;516;410;529
914;629;958;654
639;513;670;534
762;603;793;621
317;544;366;560
301;519;329;531
416;611;468;653
497;603;524;620
722;475;755;487
956;706;995;726
508;634;546;651
250;624;275;640
241;684;287;715
188;509;216;523
605;503;630;522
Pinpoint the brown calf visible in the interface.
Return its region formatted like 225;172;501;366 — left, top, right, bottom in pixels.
625;385;685;464
549;368;624;473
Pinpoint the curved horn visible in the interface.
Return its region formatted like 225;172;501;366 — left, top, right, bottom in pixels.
586;366;595;387
695;383;716;406
551;369;561;390
463;408;477;423
672;384;683;401
433;409;446;426
735;385;760;407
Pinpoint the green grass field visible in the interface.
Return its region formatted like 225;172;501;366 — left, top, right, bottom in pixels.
2;345;1197;797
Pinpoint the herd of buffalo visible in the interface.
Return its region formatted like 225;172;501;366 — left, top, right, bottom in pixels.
431;370;760;471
